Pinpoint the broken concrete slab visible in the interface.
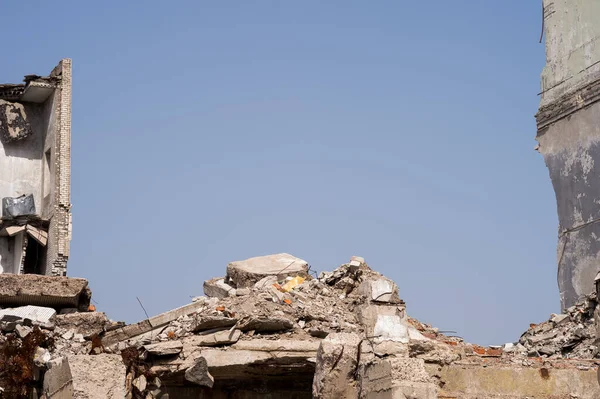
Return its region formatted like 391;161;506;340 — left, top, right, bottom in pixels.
0;305;56;324
357;358;394;398
43;357;74;399
238;315;294;332
103;301;206;346
186;329;241;346
203;278;236;298
192;315;237;332
254;275;278;290
184;357;214;387
313;333;361;398
54;311;109;338
226;253;309;288
0;274;90;309
360;304;409;343
231;339;320;353
69;354;126;399
359;277;401;304
144;341;184;356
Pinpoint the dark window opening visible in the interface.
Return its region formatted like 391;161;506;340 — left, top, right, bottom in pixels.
23;238;42;275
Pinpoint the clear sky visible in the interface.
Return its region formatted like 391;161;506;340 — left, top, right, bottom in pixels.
0;1;553;345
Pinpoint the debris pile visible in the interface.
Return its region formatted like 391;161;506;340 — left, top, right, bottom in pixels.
514;293;597;359
0;254;598;398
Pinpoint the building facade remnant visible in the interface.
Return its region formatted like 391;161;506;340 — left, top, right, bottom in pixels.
0;59;72;277
536;1;600;309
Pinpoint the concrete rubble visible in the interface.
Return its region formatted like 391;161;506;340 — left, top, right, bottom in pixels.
0;253;596;398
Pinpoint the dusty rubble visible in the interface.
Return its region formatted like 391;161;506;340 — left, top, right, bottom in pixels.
0;253;598;398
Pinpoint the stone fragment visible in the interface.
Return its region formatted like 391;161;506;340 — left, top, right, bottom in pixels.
551;313;570;326
184;357;214;387
62;330;74;340
373;340;409;357
358;358;394;398
73;333;85;343
69;354;127;399
192;315;237;332
203;278;236;298
238;316;293;332
226;253;309;288
236;288;251;296
254;275;278;290
15;324;31;338
133;374;147;392
34;347;51;367
359;277;401;304
54;311;109;338
0;305;56;324
186;329;241;346
374;315;409;343
529;330;558;344
43;357;74;399
103;301;206;346
313;333;361;398
0;274;90;309
143;341;183;356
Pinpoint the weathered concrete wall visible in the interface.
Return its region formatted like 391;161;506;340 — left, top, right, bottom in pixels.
540;0;600;106
537;0;600;309
0;101;45;208
432;364;600;399
0;59;72;277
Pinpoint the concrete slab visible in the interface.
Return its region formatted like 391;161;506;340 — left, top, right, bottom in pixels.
226;253;309;288
0;274;89;309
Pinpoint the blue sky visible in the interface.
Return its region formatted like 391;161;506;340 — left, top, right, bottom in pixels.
0;1;553;345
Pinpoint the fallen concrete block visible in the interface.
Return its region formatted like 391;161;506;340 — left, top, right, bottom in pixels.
69;354;126;399
192;315;237;332
231;339;320;353
186;329;241;346
43;357;74;399
359;277;401;304
238;316;294;332
0;305;56;324
357;358;394;398
373;315;409;343
313;333;361;399
103;301;205;346
0;274;90;309
144;341;184;356
203;278;236;298
184;357;214;387
226;253;309;288
54;311;109;338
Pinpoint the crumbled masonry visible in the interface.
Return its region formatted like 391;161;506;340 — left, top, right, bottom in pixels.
0;254;598;398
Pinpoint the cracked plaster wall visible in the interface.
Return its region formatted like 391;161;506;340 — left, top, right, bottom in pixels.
537;0;600;309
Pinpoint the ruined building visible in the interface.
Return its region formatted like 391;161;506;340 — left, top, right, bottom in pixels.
536;1;600;309
0;59;72;277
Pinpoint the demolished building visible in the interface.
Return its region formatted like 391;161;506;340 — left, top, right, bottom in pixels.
1;253;597;399
4;4;600;394
536;0;600;309
0;59;72;277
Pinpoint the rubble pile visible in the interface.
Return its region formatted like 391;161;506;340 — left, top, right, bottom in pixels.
514;293;598;359
0;253;598;398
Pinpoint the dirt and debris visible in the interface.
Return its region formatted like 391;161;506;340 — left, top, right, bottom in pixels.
0;254;597;398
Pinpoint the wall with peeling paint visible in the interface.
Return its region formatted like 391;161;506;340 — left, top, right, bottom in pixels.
0;102;45;210
541;0;600;106
537;0;600;309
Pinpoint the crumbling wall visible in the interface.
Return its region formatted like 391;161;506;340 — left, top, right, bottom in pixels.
0;59;72;277
536;0;600;309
